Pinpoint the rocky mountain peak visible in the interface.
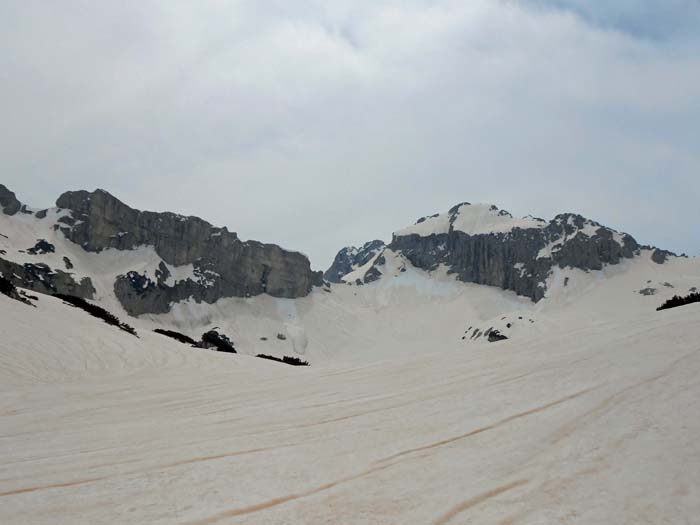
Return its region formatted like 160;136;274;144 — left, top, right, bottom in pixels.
328;201;650;301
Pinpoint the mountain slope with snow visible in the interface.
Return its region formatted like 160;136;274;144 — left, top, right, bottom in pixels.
2;188;698;362
1;186;700;524
328;201;679;303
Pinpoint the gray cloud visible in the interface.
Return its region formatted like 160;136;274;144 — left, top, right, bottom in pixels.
1;0;699;268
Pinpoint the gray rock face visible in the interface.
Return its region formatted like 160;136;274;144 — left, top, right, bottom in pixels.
324;240;385;283
394;212;639;301
55;189;321;315
363;254;385;283
0;257;95;299
0;184;21;216
328;204;641;302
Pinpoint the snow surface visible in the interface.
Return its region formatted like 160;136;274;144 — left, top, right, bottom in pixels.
162;262;196;286
2;207;700;524
395;203;546;237
2;245;700;524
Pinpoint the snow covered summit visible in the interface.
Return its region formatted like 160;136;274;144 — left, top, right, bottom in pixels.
395;202;547;237
328;201;676;302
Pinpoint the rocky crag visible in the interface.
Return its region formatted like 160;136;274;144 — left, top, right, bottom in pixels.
1;187;322;315
324;240;386;283
1;184;96;299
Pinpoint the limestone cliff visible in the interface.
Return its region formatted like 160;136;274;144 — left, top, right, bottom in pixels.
327;202;640;301
53;189;322;315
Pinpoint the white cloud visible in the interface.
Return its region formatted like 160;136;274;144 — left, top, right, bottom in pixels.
1;0;698;267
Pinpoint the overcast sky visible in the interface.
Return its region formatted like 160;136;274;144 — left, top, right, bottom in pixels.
1;1;698;269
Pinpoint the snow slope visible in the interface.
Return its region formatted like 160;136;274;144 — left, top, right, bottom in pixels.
3;200;697;363
1;285;699;524
3;200;697;361
143;247;700;364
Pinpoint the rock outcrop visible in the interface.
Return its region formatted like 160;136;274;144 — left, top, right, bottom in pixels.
0;258;96;299
327;203;640;302
651;248;675;265
487;329;508;342
0;273;36;306
324;240;385;283
55;189;322;315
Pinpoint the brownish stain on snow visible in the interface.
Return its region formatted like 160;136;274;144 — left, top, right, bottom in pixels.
180;387;595;525
0;445;283;498
377;386;598;463
182;462;399;525
0;476;107;497
433;479;529;525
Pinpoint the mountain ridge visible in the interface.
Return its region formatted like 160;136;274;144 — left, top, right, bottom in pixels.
0;186;322;316
0;185;686;317
1;184;699;361
327;201;677;302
